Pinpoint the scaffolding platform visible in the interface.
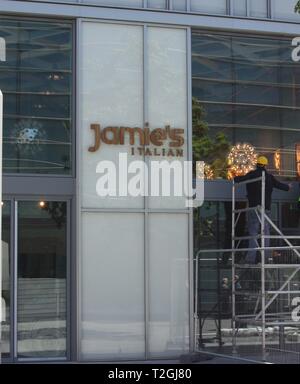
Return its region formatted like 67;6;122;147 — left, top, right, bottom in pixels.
194;172;300;363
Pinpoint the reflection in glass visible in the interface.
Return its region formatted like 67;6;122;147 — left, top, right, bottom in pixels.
233;0;247;16
1;201;10;358
148;0;166;9
17;201;67;358
192;33;300;180
273;0;299;22
194;202;281;355
0;19;72;174
173;0;186;11
250;0;268;18
190;0;227;14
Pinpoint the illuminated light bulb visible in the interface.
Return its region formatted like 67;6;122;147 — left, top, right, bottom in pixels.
39;201;46;208
274;150;281;171
204;164;214;180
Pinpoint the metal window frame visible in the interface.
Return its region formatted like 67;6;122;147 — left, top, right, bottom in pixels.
0;195;71;363
0;14;75;179
2;0;300;36
5;0;300;25
0;15;76;362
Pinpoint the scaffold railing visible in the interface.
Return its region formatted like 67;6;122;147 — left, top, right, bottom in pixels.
194;173;300;363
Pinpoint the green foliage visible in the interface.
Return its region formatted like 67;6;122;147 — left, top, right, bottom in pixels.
295;1;300;13
192;97;231;179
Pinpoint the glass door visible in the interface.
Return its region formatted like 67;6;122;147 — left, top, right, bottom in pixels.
16;200;68;359
1;200;11;359
1;198;69;361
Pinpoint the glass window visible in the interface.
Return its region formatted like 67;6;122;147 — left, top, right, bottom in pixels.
190;0;227;14
281;203;300;229
193;201;281;353
0;19;73;175
81;0;143;5
250;0;268;18
17;201;67;358
173;0;187;11
233;0;247;17
192;32;300;180
148;0;167;9
273;0;299;22
1;201;11;358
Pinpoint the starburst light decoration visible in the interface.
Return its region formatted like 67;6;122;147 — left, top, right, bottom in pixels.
12;119;46;155
227;143;257;179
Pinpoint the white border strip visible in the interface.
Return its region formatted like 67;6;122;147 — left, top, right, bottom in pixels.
0;91;2;363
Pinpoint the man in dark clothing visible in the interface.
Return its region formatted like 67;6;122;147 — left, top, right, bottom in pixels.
234;156;291;264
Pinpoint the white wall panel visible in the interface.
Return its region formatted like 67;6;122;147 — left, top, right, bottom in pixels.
148;27;188;209
80;23;144;209
81;212;145;360
148;214;189;357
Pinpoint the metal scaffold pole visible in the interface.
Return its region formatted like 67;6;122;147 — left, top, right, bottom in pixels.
195;172;300;363
261;171;266;361
232;179;237;355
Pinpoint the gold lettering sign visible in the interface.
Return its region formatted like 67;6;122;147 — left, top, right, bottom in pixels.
88;123;185;157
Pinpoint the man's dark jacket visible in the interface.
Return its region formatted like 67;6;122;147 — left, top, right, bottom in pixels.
234;166;289;211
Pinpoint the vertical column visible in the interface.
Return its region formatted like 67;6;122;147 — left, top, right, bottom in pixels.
0;91;2;362
147;27;189;358
79;21;145;361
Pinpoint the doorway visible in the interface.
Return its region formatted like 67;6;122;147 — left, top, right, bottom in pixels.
1;198;69;361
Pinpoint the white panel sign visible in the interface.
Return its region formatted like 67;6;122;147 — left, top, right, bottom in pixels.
81;23;144;209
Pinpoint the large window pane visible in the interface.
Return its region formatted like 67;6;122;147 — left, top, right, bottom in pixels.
148;0;167;9
17;201;67;358
81;0;143;5
0;20;72;174
191;0;227;14
192;32;300;180
233;0;247;16
250;0;268;18
273;0;299;22
173;0;186;11
1;201;10;358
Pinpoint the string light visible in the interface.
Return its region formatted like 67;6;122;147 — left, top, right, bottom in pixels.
196;161;204;180
204;164;214;180
296;144;300;177
227;143;257;179
274;150;281;171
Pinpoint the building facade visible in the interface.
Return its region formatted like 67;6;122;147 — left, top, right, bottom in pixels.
0;0;300;362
